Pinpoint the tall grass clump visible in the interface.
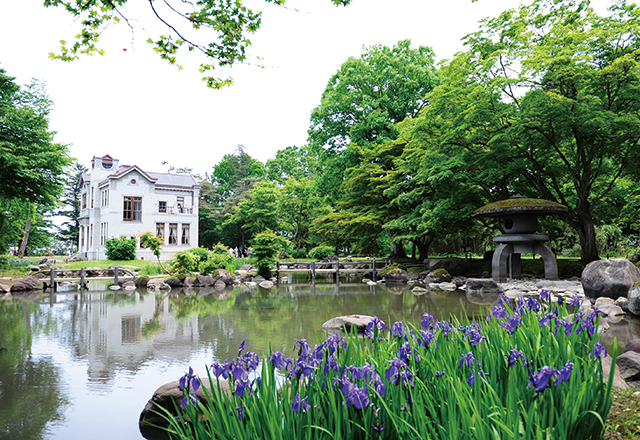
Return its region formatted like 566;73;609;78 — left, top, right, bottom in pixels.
153;291;615;440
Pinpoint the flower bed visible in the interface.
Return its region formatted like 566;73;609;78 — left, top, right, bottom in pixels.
156;290;615;440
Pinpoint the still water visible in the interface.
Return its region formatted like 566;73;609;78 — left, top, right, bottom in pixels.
1;276;638;440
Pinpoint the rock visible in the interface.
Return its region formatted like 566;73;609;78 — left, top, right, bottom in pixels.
183;277;194;287
624;339;640;355
245;281;257;287
123;284;136;291
214;280;226;290
382;268;413;283
109;285;121;290
325;255;340;262
616;296;629;312
278;251;291;259
582;259;640;300
439;282;457;291
423;258;470;276
147;279;171;290
425;268;452;283
627;282;640;316
10;277;41;292
536;280;582;291
238;264;254;272
135;276;150;288
362;278;371;283
213;269;235;285
596;304;625;317
0;284;9;294
466;278;503;295
195;274;216;286
601;355;629;390
253;275;266;283
412;286;428;295
616;351;640;383
139;379;230;427
322;315;375;334
259;280;274;289
165;278;183;288
367;281;377;286
595;297;616;307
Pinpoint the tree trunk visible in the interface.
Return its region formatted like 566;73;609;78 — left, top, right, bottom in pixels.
18;217;32;258
388;230;407;259
415;235;435;261
574;212;599;263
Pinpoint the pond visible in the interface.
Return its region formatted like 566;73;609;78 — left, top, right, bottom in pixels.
0;275;638;440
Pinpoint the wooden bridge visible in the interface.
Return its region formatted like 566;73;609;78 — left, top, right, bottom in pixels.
37;267;136;291
275;260;390;281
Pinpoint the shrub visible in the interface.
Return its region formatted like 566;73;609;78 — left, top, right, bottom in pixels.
309;245;335;261
252;230;289;278
291;248;307;259
199;252;234;275
171;250;199;274
188;246;211;263
0;254;9;269
104;237;137;260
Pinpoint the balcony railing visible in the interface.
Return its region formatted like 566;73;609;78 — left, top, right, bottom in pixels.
165;206;193;215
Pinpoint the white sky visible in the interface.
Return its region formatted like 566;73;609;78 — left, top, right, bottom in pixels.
0;0;612;177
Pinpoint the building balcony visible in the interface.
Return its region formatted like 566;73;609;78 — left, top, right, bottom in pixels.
162;206;194;215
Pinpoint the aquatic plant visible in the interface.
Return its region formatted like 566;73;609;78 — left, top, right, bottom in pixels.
154;297;616;440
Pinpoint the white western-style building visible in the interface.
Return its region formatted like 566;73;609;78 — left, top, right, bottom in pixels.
78;154;199;261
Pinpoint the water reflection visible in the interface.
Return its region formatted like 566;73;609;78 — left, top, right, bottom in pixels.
1;277;639;440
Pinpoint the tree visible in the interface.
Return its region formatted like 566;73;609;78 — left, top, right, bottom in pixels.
265;145;321;184
224;180;281;243
140;231;167;272
405;0;640;262
251;229;288;278
57;161;88;250
44;0;351;88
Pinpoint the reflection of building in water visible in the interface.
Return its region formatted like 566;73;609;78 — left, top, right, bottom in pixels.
53;292;200;386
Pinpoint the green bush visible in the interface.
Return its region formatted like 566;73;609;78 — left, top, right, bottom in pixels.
0;254;9;269
188;246;211;263
199;252;234;275
309;245;335;261
291;248;307;259
104;237;137;260
171;250;199;274
252;230;289;278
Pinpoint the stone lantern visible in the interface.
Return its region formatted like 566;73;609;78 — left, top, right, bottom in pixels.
474;196;568;282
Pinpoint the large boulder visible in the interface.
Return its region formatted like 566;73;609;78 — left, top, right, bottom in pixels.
165;278;184;288
212;269;235;285
10;277;41;292
627;282;640;316
582;259;640;300
139;379;230;427
616;351;640;387
382;268;414;283
423;258;471;276
195;274;216;287
278;251;291;259
147;279;171;290
321;315;376;334
624;339;640;355
465;278;503;306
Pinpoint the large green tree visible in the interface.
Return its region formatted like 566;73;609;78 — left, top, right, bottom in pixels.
44;0;351;88
404;0;640;262
56;161;88;250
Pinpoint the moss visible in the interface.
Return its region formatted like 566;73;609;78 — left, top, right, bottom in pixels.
633;280;640;287
475;198;567;217
379;263;407;275
429;268;451;278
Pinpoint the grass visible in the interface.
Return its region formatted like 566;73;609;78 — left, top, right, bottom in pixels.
604;389;640;439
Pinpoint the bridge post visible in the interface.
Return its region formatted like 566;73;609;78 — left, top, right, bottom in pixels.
276;261;279;280
311;261;316;280
335;261;339;282
114;267;119;285
371;260;376;281
80;267;86;289
50;268;56;292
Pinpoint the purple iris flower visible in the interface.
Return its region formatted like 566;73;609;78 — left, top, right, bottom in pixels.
180;392;199;409
375;377;386;397
397;344;410;362
234;405;246;421
467;369;476;386
436;371;445;378
525;297;541;312
238;340;246;355
465;328;487;346
211;360;231;379
499;314;522;335
345;385;370;410
372;422;384;434
421;313;435;330
234;379;252;398
390;321;406;338
418;330;437;349
488;304;508;321
268;351;293;372
557;318;574;337
291;393;310;414
506;349;525;368
539;289;551;302
555;361;573;386
557;295;564;305
569;294;582;307
529;366;556;394
539;312;556;328
498;295;513;308
590;342;608;359
385;358;407;385
179;367;201;393
365;316;387;340
294;339;311;358
231;360;249;382
458;352;476;369
242;351;259;372
325;333;347;357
